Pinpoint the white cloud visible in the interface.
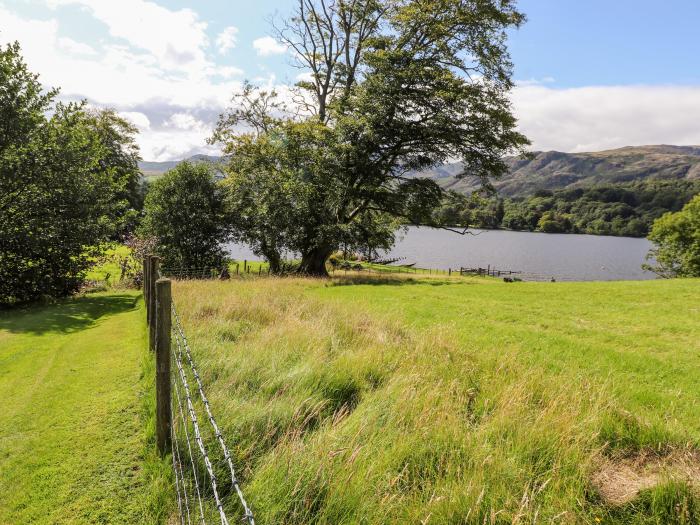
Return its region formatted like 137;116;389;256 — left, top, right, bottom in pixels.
119;111;151;131
165;112;206;131
214;66;245;79
0;5;244;161
295;71;314;83
46;0;211;76
57;36;97;56
216;26;238;55
253;36;287;56
513;84;700;152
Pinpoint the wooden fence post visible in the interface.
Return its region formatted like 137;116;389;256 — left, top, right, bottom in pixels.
155;278;172;455
144;255;151;325
148;256;160;351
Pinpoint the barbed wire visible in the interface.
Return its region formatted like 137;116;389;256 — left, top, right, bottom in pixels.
172;327;232;525
172;304;256;525
172;359;207;525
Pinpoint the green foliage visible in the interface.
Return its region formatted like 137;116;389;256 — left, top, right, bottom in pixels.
437;180;700;237
212;0;528;275
0;42;143;306
140;162;230;270
645;194;700;278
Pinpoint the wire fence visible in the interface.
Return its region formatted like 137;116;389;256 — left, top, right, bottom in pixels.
171;304;255;525
168;302;255;525
147;257;255;525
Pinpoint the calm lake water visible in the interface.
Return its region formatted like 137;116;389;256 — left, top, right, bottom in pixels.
226;227;656;282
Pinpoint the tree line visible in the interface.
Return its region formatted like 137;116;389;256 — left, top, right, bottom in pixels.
436;179;700;238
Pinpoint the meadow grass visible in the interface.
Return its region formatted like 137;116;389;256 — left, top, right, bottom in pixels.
0;291;171;524
171;274;700;524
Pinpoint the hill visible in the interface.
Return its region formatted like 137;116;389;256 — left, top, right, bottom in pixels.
139;154;223;177
422;145;700;196
144;146;700;197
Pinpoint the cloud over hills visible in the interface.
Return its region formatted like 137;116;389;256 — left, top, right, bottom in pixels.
2;1;700;161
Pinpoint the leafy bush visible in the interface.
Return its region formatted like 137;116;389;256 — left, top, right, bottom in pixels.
645;195;700;277
139;162;230;270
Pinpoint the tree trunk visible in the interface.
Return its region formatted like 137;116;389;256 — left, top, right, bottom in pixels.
259;239;282;274
298;246;333;276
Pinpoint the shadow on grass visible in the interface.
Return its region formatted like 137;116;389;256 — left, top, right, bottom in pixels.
0;293;139;335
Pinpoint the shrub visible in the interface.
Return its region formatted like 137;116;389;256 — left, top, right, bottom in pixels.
139;162;230;270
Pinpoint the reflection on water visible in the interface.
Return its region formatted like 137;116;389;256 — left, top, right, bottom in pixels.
226;227;656;282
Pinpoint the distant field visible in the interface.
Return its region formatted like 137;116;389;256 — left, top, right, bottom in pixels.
0;292;170;524
171;275;700;524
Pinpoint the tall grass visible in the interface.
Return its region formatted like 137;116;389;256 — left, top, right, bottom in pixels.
172;276;700;524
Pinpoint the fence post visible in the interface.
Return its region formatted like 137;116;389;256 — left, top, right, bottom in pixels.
155;278;172;456
144;255;151;325
148;256;160;351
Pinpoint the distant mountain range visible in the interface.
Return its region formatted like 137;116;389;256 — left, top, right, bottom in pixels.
139;154;223;177
420;145;700;196
140;145;700;197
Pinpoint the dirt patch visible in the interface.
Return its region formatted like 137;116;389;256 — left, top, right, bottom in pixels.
592;449;700;505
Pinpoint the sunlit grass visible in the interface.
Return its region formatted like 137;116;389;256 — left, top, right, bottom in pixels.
0;292;171;524
171;275;700;524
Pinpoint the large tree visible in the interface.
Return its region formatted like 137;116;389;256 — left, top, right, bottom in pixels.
0;42;142;305
213;0;529;275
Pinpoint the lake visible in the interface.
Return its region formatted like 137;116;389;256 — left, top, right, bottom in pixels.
226;227;656;282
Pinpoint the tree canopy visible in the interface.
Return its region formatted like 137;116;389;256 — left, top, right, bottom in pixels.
645;194;700;278
139;162;230;270
0;42;143;305
212;0;529;275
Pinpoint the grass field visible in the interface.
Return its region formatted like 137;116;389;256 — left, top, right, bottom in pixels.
170;274;700;524
0;291;170;524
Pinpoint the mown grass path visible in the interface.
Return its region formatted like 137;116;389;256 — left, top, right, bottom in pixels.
0;292;168;524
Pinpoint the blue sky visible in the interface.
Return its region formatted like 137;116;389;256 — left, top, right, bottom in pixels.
2;0;700;160
510;0;700;87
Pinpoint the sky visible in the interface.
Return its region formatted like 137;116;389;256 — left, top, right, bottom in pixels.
2;0;700;161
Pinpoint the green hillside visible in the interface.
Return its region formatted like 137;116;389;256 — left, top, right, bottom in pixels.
138;154;223;178
421;145;700;196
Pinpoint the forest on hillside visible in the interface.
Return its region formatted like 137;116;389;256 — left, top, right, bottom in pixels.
437;179;700;237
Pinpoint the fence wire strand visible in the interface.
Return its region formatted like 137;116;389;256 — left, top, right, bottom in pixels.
172;304;256;525
172;359;207;525
172;329;231;525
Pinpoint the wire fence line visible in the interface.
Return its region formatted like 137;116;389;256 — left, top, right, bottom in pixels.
147;256;255;525
172;325;231;525
172;304;255;525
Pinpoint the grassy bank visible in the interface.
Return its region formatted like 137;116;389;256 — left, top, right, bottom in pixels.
0;291;171;524
171;275;700;524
